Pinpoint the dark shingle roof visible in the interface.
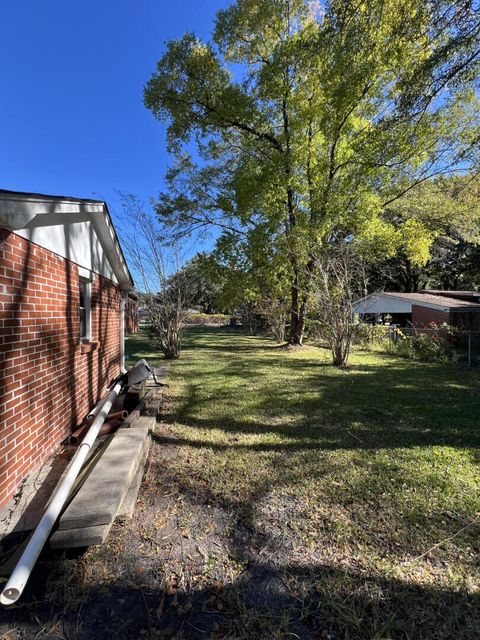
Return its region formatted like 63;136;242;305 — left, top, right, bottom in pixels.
0;188;104;204
425;290;480;300
383;292;480;310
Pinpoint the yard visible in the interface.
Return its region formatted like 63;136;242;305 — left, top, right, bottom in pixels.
1;325;479;639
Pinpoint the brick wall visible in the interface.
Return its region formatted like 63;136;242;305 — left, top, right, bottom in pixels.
412;304;451;327
0;229;122;508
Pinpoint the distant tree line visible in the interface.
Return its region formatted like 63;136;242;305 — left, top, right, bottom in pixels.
138;0;480;364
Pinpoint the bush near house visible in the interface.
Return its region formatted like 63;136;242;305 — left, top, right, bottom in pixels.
353;322;460;363
352;322;391;350
391;324;458;363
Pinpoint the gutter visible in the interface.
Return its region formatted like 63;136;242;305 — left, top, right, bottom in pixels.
0;190;135;290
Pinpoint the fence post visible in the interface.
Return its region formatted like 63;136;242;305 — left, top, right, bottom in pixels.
467;332;472;368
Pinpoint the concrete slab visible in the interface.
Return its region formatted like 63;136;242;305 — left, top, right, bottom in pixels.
50;436;150;548
151;365;169;385
116;439;150;521
57;427;150;531
0;438;107;541
2;368;166;553
121;405;154;429
122;415;155;432
144;394;164;417
0;450;71;541
50;523;111;549
142;369;168;417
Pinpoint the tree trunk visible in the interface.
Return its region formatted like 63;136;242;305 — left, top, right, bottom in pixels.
288;286;306;345
289;312;306;345
333;345;344;366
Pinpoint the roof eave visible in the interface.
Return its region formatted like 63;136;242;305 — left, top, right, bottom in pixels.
0;190;134;289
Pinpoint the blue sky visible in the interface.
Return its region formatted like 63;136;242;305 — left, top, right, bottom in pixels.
0;0;229;255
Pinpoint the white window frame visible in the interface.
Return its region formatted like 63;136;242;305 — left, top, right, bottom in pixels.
79;276;92;342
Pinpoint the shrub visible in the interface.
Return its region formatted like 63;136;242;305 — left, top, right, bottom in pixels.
353;323;390;350
304;319;329;346
312;246;366;366
390;324;457;363
183;312;230;326
147;299;183;360
256;297;289;343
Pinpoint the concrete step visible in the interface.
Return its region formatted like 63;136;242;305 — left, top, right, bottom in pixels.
55;427;150;532
143;368;168;417
50;524;111;548
116;439;150;521
49;431;151;549
48;373;164;549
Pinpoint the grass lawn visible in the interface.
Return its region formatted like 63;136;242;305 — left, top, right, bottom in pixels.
144;325;480;639
2;326;478;640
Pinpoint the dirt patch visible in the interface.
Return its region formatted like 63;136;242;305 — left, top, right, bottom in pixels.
0;420;479;639
275;343;308;352
0;426;253;639
0;425;323;639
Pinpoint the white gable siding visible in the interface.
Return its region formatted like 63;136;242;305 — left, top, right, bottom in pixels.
0;194;132;287
14;214;118;283
354;294;413;314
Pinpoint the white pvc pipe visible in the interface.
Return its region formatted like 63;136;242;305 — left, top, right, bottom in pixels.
85;391;110;421
0;380;123;606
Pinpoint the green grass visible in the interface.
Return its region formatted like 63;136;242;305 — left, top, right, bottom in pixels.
125;327;166;367
127;326;480;638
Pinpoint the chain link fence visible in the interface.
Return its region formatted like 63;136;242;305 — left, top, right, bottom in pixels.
383;326;480;367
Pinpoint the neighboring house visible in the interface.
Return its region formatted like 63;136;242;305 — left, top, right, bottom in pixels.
354;291;480;330
0;189;135;509
137;307;150;324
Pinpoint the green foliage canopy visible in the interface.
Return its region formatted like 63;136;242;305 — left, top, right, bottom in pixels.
145;0;480;342
368;174;480;291
166;252;226;313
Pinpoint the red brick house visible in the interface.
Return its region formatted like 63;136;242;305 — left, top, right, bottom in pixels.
354;291;480;329
0;190;136;509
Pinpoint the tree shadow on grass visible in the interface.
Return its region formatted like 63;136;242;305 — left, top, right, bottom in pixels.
149;428;479;561
158;333;480;554
1;548;478;640
169;355;480;452
150;327;480;620
3;328;476;639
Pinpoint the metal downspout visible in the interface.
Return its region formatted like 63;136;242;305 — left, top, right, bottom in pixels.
120;296;126;373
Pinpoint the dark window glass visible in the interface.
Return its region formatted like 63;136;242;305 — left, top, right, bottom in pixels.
79;281;88;340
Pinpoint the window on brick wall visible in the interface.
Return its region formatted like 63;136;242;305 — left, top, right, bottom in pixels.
79;279;91;341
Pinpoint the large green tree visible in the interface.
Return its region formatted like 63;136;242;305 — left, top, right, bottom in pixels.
369;173;480;291
165;252;225;313
145;0;480;344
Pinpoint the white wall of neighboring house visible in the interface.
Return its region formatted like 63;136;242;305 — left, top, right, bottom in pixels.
354;294;413;315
